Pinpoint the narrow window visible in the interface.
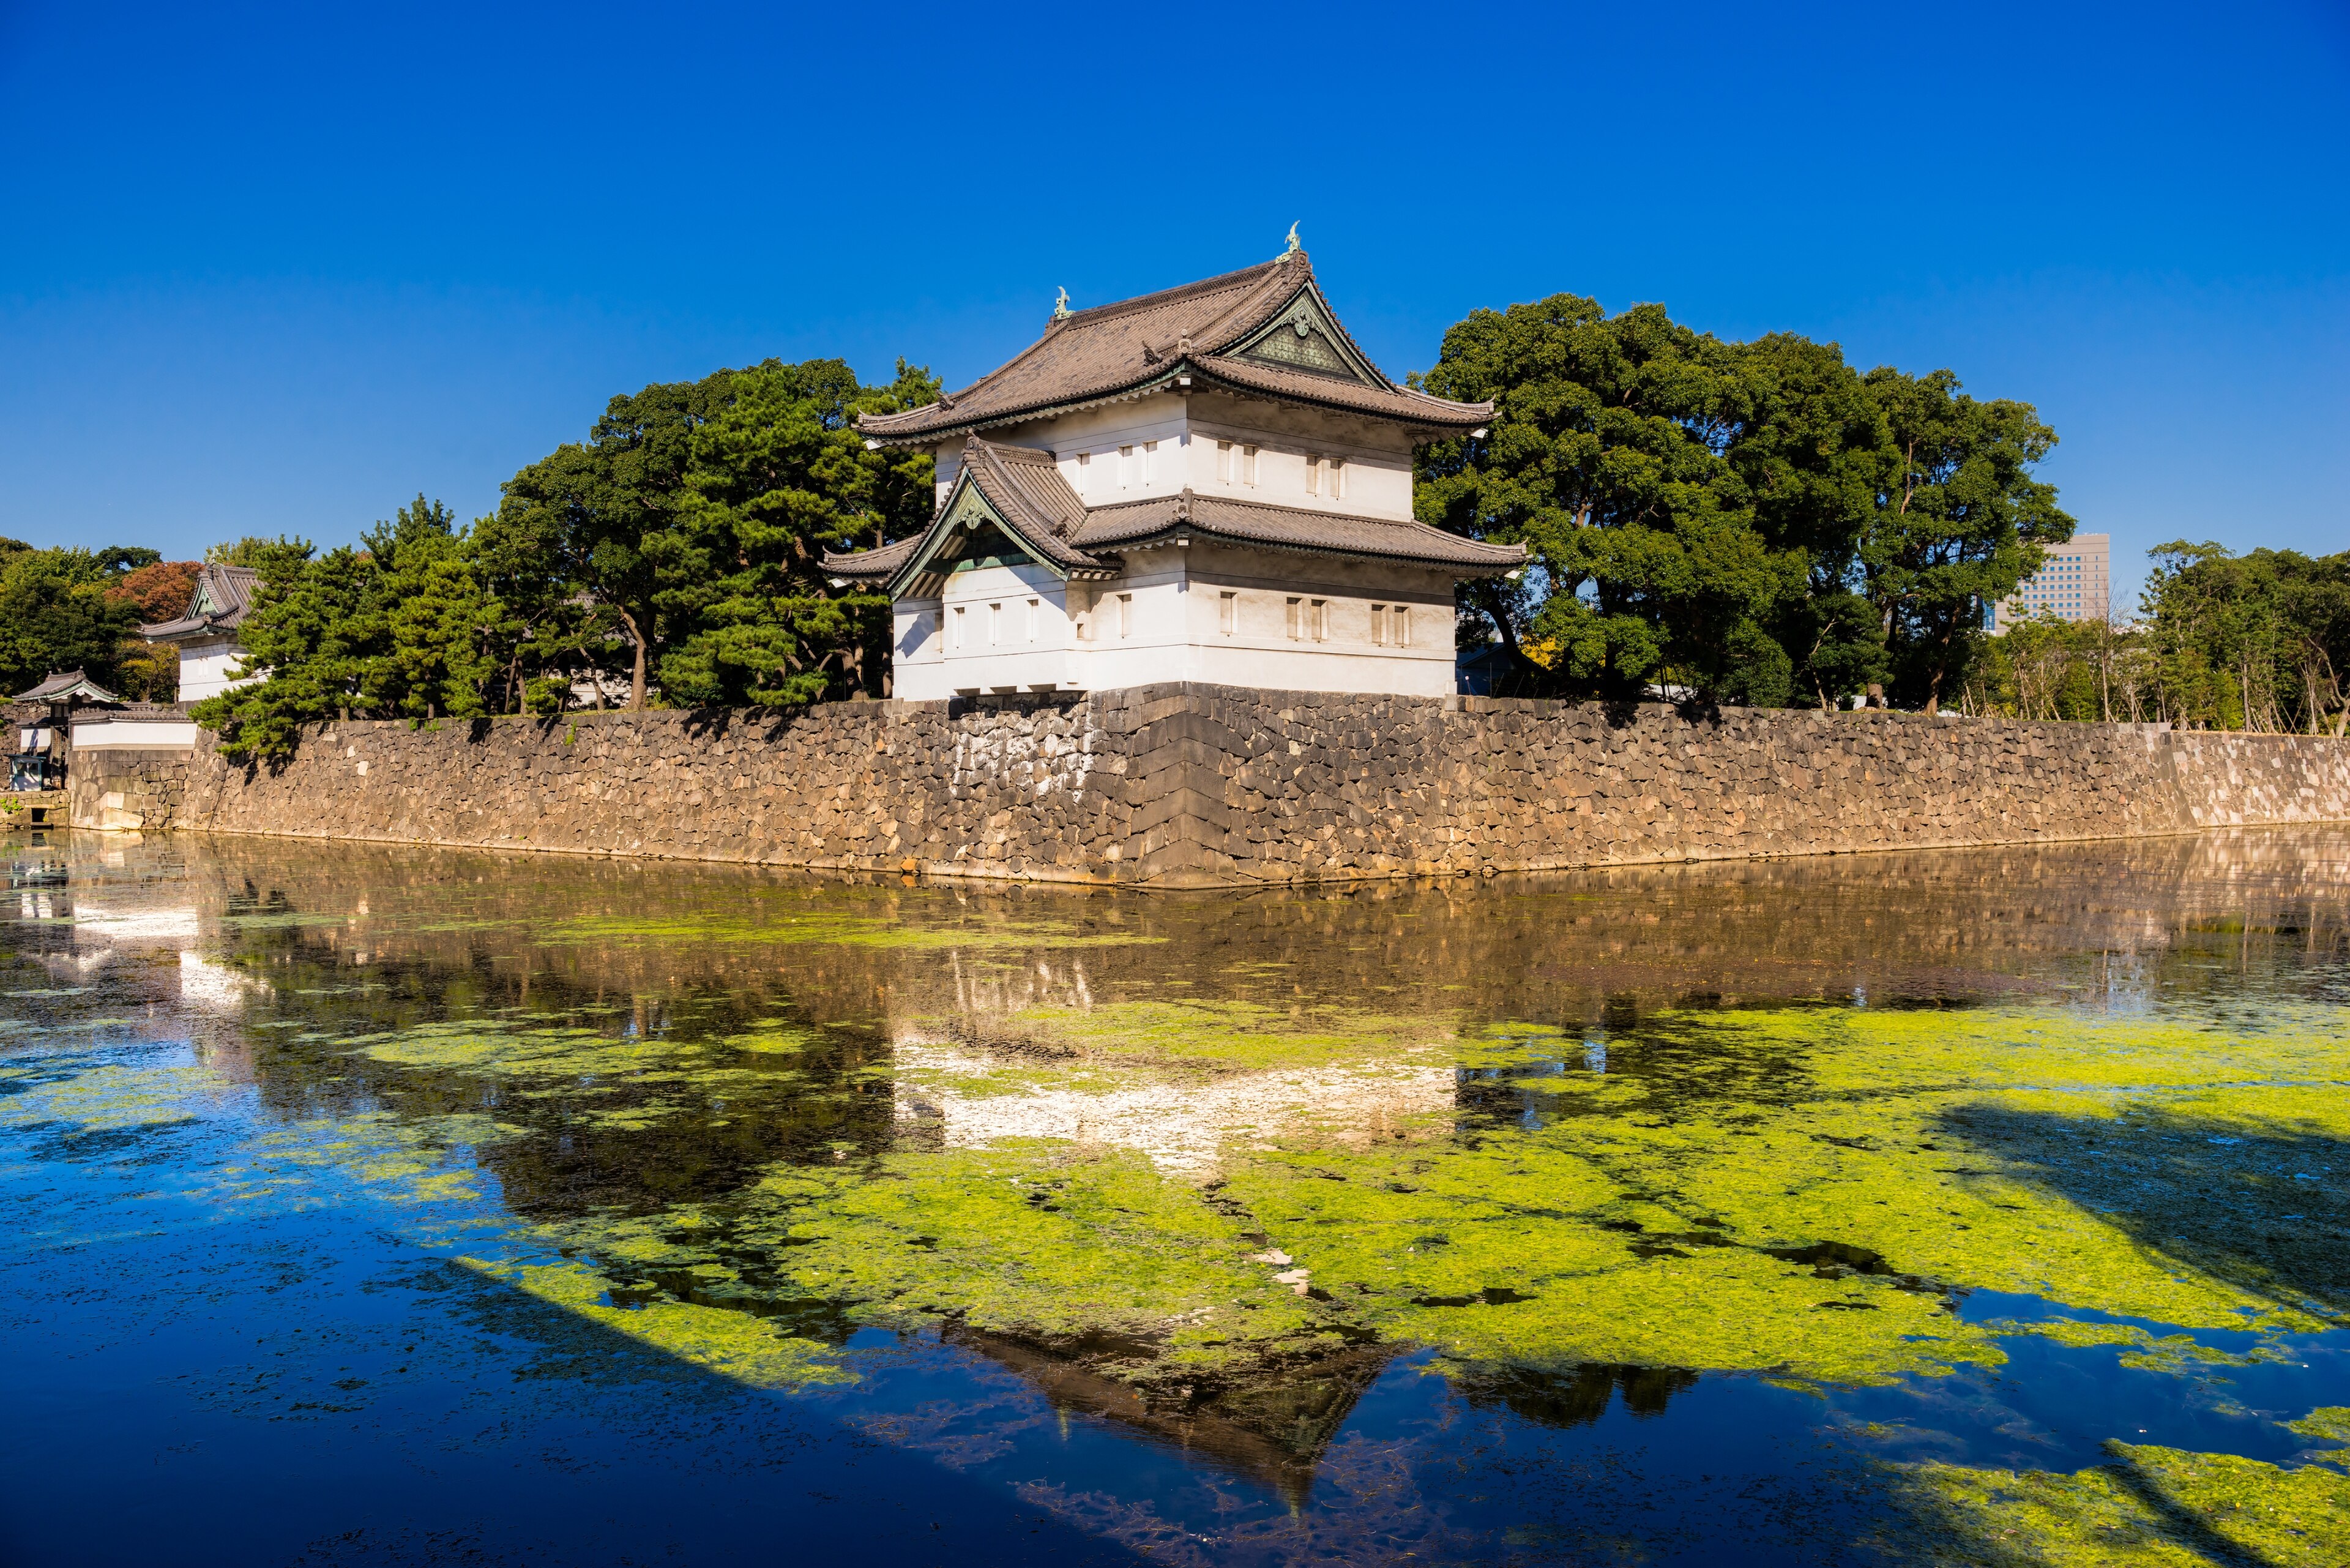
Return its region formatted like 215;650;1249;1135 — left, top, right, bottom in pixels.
1285;596;1301;640
1117;592;1133;638
1241;445;1258;486
1310;599;1327;641
1332;458;1347;500
1393;605;1410;646
1219;591;1237;635
1142;439;1157;483
1305;454;1322;496
988;602;1001;643
952;605;966;648
1215;439;1233;482
1370;603;1387;645
1119;444;1135;487
1025;598;1039;641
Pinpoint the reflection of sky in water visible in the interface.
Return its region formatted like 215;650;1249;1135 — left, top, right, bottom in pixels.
3;828;2348;1564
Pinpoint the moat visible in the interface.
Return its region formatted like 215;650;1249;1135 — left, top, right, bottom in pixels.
5;829;2348;1564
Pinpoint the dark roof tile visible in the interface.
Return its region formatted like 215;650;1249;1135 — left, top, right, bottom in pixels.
856;253;1490;444
140;563;263;640
822;435;1525;585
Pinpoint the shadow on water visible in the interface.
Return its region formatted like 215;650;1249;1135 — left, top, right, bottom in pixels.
4;1225;1154;1567
1935;1103;2350;1324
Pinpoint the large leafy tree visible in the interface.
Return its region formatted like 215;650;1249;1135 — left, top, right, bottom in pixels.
1418;296;1802;701
484;357;938;709
487;377;720;711
1730;334;1889;708
360;496;499;720
659;357;938;704
1860;368;2073;712
0;545;152;695
1419;296;2073;713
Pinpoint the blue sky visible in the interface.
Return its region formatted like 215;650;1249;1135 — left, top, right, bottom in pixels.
3;0;2344;606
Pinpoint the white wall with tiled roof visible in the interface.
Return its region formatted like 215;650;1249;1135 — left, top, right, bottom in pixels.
889;536;1455;702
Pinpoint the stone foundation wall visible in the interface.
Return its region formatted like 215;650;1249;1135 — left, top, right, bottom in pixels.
67;748;196;832
64;685;2350;885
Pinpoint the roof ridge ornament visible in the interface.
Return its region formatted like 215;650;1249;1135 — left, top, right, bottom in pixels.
1051;286;1071;322
1283;222;1301;256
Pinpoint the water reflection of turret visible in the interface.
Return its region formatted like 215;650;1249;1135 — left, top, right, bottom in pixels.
947;1324;1397;1507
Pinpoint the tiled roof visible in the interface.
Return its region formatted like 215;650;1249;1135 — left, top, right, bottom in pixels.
856;253;1492;446
140;563;262;640
822;438;1525;589
960;441;1094;570
14;670;121;704
1073;494;1526;572
825;437;1099;588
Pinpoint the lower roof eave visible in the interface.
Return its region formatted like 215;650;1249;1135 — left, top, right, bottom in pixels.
1092;525;1524;578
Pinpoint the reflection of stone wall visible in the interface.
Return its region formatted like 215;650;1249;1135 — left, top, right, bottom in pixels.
76;684;2350;886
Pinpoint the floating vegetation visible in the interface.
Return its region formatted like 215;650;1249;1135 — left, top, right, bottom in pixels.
1897;1444;2350;1565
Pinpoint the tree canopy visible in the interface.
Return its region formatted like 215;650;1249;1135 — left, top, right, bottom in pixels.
0;543;194;699
1418;293;2073;711
197;357;941;761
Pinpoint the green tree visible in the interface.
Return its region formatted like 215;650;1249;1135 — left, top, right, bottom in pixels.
658;358;938;705
0;547;147;695
360;496;498;720
485;357;938;710
190;537;378;761
2141;543;2350;733
1859;368;2073;712
489;379;717;709
1417;295;1803;701
1731;334;1889;707
206;536;304;569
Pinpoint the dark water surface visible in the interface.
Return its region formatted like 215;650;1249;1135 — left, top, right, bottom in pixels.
5;829;2349;1566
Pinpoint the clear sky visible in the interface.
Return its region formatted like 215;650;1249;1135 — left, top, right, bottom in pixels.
3;0;2344;607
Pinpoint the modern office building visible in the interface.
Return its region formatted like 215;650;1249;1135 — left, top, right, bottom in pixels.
1989;532;2112;631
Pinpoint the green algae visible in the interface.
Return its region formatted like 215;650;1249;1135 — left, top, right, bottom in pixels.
0;1060;210;1140
567;1141;1338;1386
458;1256;851;1391
280;991;2350;1405
1898;1444;2350;1566
994;997;1461;1075
2286;1408;2350;1447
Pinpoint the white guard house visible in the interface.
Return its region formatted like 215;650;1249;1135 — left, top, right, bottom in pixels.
824;245;1526;701
137;563;263;703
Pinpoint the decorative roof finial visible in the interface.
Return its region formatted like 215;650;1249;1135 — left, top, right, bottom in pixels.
1283;222;1302;256
1051;286;1071;321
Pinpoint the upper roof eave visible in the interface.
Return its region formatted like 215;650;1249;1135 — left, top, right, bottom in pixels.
854;251;1490;447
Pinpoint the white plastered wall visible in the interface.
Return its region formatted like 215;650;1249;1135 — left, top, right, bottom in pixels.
894;561;1077;701
174;638;255;703
897;387;1463;699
